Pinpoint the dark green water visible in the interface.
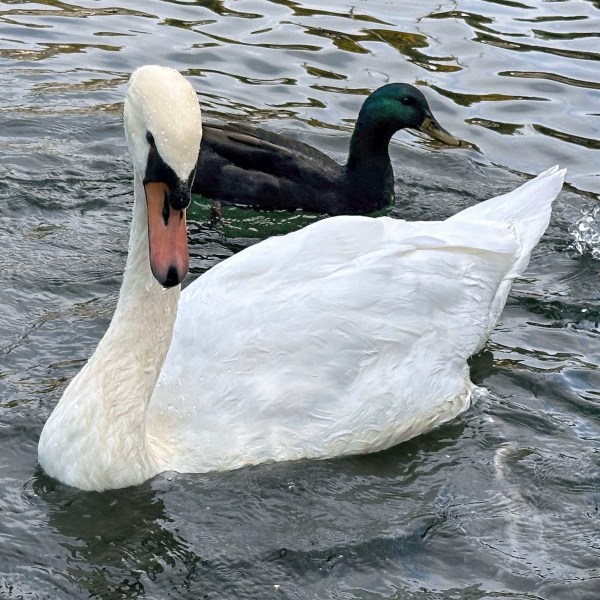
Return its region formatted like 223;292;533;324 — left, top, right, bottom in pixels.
0;1;599;598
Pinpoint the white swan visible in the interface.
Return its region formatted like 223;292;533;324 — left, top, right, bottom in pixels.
38;65;566;491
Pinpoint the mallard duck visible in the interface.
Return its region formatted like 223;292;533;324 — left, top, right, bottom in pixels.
38;65;565;491
193;83;460;215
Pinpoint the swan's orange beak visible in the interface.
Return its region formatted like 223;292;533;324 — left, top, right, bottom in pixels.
145;181;189;288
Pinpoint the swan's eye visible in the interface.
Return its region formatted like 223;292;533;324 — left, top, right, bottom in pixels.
146;131;155;146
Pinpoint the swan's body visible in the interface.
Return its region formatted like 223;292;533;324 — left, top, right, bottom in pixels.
193;84;460;215
38;66;565;491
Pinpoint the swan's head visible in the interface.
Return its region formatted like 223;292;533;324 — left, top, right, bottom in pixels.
360;83;460;146
124;65;202;288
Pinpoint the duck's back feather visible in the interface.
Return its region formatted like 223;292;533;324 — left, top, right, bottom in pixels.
194;123;343;212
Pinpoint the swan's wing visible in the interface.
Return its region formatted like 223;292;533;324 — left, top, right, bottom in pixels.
149;215;517;469
152;167;564;470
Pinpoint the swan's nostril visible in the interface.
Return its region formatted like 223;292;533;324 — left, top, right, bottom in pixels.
162;191;170;226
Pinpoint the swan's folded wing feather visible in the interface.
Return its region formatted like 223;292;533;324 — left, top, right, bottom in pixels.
150;215;523;469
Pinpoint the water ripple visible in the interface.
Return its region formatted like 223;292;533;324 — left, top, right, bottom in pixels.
1;0;600;598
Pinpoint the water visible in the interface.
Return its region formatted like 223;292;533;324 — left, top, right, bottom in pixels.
1;0;599;598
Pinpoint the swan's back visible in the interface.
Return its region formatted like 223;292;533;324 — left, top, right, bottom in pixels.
149;167;564;473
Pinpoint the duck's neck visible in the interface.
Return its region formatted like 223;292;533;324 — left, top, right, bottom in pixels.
344;114;396;212
347;107;399;170
38;174;180;490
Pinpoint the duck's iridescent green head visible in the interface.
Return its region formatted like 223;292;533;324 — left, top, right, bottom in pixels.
358;83;460;146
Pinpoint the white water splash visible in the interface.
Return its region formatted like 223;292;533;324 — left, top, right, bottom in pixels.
570;203;600;259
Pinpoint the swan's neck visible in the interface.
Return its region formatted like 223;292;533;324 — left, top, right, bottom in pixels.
38;174;180;490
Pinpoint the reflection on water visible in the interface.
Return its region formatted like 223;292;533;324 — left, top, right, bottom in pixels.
1;0;599;598
0;0;598;192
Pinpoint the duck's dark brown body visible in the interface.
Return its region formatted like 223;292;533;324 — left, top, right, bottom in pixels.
192;84;459;215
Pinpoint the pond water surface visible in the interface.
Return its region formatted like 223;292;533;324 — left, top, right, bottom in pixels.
0;1;599;598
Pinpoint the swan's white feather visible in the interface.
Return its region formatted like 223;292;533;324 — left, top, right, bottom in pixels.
149;168;563;473
38;65;566;491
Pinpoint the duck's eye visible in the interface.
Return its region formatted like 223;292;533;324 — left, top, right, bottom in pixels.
146;131;155;146
401;96;415;106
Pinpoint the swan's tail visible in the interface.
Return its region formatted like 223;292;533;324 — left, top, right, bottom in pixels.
449;165;566;262
449;165;565;354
